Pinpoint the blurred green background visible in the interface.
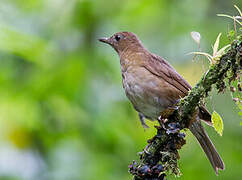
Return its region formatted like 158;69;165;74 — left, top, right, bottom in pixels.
0;0;241;180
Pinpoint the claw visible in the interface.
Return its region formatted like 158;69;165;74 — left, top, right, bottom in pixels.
139;113;149;129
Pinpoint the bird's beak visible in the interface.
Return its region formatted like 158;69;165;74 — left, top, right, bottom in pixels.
98;37;111;45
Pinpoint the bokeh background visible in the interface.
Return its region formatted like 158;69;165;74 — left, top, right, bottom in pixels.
0;0;241;180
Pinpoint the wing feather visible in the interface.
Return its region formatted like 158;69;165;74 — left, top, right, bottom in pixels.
143;53;191;96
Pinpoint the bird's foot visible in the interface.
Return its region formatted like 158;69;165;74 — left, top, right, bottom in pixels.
159;106;178;120
139;113;150;129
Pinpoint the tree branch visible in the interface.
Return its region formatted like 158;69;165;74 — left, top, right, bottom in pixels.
129;37;241;180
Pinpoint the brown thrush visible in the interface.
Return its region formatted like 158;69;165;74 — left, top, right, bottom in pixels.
99;32;224;174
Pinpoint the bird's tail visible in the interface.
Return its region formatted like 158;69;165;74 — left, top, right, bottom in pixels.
189;120;225;175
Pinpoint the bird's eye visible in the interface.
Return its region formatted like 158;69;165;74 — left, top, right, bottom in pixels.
115;35;121;41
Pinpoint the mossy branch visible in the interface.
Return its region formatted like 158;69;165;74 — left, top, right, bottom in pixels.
129;37;241;180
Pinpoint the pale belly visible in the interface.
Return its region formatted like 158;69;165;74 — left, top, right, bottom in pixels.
122;67;173;120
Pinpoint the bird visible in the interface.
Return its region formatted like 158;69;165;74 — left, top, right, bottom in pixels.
99;31;224;174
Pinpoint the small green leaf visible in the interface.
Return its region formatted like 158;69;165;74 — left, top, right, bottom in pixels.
211;111;224;136
240;121;242;126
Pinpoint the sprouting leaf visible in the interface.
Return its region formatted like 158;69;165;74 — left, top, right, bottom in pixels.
190;31;201;45
217;14;242;25
213;33;221;57
188;52;213;63
234;5;242;17
211;111;224;136
216;44;231;57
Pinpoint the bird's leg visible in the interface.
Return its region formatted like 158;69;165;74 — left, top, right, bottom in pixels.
158;106;178;129
138;113;149;129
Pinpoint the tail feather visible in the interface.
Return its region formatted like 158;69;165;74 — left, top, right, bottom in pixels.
189;120;225;174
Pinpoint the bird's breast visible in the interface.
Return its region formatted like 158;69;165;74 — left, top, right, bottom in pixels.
122;66;171;119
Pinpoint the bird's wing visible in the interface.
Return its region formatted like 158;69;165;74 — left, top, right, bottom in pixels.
142;53;212;124
143;53;192;96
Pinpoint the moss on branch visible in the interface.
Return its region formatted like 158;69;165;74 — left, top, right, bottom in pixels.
129;37;241;180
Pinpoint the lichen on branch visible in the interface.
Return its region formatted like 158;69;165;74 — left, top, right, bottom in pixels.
129;37;241;180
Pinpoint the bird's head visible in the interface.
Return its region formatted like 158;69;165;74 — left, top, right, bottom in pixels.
99;32;143;54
